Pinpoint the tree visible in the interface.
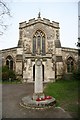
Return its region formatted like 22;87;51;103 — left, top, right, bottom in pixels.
0;0;11;35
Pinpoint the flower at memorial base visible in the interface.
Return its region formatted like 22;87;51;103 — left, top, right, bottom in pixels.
36;96;52;101
45;96;52;99
36;98;42;101
41;97;46;100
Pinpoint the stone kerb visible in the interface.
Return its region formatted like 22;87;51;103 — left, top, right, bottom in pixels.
21;96;56;109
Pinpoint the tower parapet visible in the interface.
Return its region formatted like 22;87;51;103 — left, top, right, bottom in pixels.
19;17;59;29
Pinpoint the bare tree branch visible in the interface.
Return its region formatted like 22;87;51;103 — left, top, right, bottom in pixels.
0;0;11;35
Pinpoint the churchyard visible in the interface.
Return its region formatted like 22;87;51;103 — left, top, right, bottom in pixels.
2;77;79;118
1;63;79;118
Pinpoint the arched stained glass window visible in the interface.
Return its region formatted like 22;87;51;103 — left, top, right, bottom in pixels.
6;56;13;70
67;57;74;73
42;36;45;55
6;60;9;69
33;36;36;55
37;36;41;48
32;30;46;55
10;60;13;70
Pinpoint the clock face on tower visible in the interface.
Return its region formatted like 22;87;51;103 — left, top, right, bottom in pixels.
36;59;42;66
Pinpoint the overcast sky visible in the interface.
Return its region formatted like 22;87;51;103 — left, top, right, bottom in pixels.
0;0;79;50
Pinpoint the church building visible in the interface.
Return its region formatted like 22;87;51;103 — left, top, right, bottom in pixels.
1;13;78;83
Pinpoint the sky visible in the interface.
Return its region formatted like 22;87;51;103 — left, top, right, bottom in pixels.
0;0;79;50
78;1;80;38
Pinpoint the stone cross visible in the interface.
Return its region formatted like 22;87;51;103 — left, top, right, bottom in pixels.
34;59;43;94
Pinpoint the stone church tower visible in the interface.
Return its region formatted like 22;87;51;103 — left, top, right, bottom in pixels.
1;14;78;82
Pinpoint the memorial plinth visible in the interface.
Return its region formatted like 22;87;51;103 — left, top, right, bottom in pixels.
20;58;56;109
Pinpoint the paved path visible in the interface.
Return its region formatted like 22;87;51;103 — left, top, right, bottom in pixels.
2;83;72;118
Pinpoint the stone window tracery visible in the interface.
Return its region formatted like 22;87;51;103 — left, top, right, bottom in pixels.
67;57;74;73
6;56;13;70
32;30;46;55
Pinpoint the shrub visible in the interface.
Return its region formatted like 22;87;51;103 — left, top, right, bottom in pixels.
2;65;16;82
2;72;9;81
8;70;16;81
72;69;80;80
2;66;9;81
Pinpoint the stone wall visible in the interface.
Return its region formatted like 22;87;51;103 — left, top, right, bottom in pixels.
62;47;78;73
18;17;59;55
1;47;17;71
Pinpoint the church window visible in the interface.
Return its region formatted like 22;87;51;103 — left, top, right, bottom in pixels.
33;36;36;55
67;57;74;73
42;36;45;55
6;56;13;70
32;30;46;55
37;36;41;49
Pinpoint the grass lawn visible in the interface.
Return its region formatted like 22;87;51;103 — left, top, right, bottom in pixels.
44;79;79;118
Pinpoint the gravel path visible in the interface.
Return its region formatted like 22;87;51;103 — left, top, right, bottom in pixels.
2;83;72;118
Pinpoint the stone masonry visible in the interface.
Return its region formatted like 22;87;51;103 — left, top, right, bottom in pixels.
1;15;78;83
